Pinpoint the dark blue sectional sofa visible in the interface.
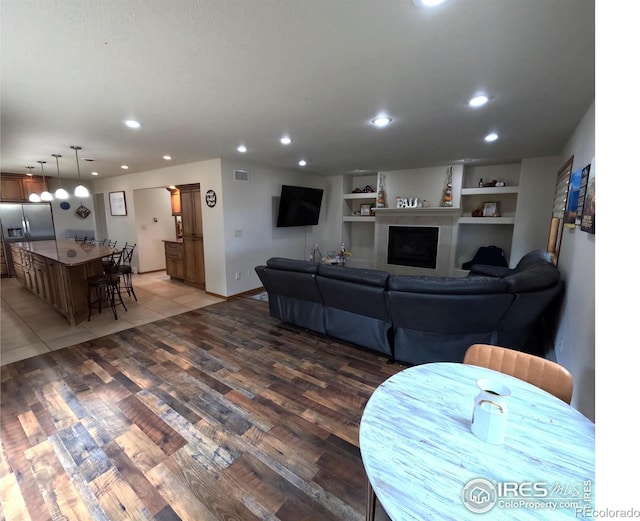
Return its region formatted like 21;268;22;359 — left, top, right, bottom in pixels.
254;250;563;365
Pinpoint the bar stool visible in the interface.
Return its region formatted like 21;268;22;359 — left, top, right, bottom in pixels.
88;250;127;320
101;240;118;272
118;243;137;301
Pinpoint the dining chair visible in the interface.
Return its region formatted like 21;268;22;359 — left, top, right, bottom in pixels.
87;250;128;320
463;343;573;404
118;243;137;301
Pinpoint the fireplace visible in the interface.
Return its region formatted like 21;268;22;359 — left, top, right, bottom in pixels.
387;226;439;269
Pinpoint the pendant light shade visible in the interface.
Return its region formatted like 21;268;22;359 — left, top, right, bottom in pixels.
52;154;69;199
37;161;53;201
71;145;90;198
26;166;41;202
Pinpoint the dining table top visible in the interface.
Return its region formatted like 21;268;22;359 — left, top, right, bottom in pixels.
12;239;118;267
359;362;595;520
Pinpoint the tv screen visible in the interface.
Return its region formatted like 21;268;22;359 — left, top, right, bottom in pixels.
276;185;324;227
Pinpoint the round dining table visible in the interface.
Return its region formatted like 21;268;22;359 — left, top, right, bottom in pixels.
359;362;595;520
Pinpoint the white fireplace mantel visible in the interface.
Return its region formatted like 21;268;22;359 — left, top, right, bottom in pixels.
374;207;461;217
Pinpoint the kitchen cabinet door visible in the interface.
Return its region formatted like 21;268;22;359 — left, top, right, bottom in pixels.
183;236;205;287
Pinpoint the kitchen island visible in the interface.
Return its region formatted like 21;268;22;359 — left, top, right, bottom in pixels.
10;239;118;325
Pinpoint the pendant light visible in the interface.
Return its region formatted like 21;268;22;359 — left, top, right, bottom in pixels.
37;161;53;201
26;166;40;202
52;154;69;199
71;145;90;197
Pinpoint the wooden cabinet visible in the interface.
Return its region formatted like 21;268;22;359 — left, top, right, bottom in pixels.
164;241;185;280
183;236;205;287
169;189;181;216
1;173;48;201
176;183;205;288
179;185;203;236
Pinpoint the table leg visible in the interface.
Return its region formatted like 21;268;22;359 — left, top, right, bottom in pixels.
366;479;376;521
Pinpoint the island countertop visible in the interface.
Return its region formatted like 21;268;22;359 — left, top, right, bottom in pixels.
11;239;117;266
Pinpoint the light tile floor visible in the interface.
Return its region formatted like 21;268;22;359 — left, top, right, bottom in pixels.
0;271;226;366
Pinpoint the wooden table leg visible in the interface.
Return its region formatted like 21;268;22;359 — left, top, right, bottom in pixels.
366;479;376;521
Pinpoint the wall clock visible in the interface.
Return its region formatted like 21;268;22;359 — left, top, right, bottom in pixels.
205;189;217;207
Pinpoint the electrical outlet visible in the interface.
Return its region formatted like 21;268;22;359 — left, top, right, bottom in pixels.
247;268;252;277
235;271;240;280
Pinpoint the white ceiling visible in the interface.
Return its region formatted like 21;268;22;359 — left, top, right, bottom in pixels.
1;0;595;180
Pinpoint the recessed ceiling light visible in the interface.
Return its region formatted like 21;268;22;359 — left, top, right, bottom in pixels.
121;165;129;169
124;120;140;129
237;145;247;153
371;116;392;128
469;95;489;108
280;136;292;145
413;0;447;7
163;155;172;160
91;171;99;176
484;132;499;142
298;160;307;167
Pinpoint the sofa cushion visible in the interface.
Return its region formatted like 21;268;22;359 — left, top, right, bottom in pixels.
318;265;389;287
266;257;319;274
503;265;560;292
389;275;508;295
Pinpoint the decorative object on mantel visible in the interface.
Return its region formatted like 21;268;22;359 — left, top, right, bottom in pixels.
377;173;386;208
483;179;497;188
440;166;453;207
75;203;91;219
396;197;422;208
472;208;483;217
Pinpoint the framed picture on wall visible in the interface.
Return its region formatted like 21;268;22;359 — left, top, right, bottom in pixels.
109;191;127;216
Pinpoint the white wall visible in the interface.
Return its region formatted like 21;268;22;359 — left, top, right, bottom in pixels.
511;156;561;264
219;159;329;296
132;188;176;273
381;165;463;208
552;101;595;421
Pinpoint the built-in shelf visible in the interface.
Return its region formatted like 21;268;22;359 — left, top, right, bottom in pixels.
458;217;515;224
343;216;376;222
343;192;377;200
460;186;519;196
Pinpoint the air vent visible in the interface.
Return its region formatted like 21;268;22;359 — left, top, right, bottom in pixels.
234;170;249;182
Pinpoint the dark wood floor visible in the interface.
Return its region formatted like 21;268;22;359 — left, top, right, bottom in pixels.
1;296;401;520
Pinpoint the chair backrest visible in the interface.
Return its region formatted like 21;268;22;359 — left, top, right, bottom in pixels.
96;239;107;246
122;243;136;265
463;344;573;404
103;250;124;275
107;240;117;249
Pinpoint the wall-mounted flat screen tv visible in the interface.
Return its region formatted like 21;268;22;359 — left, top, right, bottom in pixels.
276;185;324;227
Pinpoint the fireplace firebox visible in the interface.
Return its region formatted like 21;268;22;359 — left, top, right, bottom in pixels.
387;226;439;269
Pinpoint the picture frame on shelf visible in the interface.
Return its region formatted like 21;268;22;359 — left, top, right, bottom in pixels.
360;204;371;216
109;191;127;216
482;202;498;217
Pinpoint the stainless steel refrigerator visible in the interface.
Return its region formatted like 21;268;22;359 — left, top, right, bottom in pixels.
0;202;56;277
